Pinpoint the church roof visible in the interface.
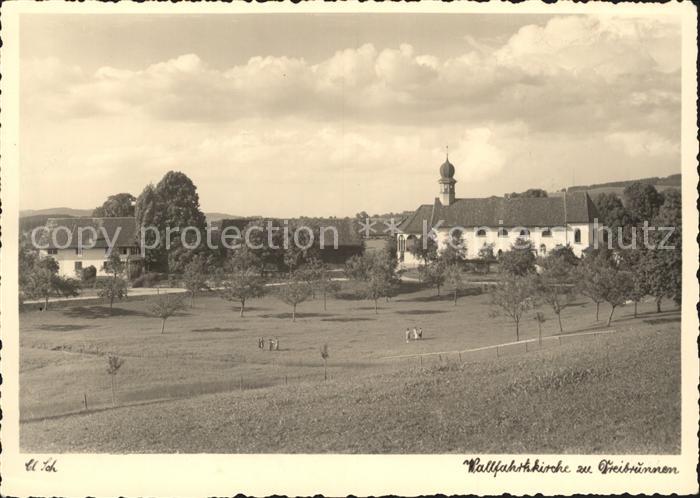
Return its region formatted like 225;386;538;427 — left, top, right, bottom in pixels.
400;191;599;234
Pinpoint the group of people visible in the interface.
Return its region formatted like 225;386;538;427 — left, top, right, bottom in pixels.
405;327;423;343
258;337;280;351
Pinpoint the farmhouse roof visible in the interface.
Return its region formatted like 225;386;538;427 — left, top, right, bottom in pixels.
400;191;599;234
41;217;139;248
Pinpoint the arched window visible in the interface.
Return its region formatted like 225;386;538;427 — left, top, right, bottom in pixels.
476;228;487;237
542;228;552;237
520;229;530;237
574;228;582;244
540;244;547;255
498;228;509;237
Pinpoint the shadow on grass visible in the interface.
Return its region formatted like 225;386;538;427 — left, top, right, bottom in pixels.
399;309;448;315
321;317;375;322
35;324;94;332
643;316;681;325
259;312;336;319
399;289;482;303
62;306;151;319
191;327;240;333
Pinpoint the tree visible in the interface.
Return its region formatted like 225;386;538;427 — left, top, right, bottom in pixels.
276;278;313;321
439;229;466;265
346;252;398;312
23;257;81;310
418;260;446;296
283;245;304;278
106;355;125;406
444;262;464;305
408;234;438;264
93;193;136;218
533;311;546;346
507;188;548;198
300;259;339;309
574;250;608;321
644;189;681;311
320;344;329;381
149;294;185;333
135;183;163;271
595;192;633;230
499;239;536;276
490;274;536;341
221;270;266;317
536;252;576;333
618;248;649;318
97;277;128;310
598;269;634;326
623;182;664;225
182;255;210;307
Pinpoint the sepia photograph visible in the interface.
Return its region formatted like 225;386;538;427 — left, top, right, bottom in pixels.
1;1;698;496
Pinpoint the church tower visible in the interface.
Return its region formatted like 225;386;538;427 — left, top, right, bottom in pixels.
438;153;457;206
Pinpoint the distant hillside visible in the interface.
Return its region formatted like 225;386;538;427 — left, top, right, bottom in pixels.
567;174;681;195
204;212;243;222
19;214;77;233
20;207;93;218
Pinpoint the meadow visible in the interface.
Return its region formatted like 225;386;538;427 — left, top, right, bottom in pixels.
19;281;681;453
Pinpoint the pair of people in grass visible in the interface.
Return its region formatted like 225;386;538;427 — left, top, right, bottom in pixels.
404;327;423;343
258;337;280;351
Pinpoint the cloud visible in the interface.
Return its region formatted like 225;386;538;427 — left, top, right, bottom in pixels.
21;14;680;141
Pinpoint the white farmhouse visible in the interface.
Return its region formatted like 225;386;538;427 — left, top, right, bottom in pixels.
397;156;601;268
38;217;144;278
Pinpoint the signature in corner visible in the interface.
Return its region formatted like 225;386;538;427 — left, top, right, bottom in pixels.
25;457;58;473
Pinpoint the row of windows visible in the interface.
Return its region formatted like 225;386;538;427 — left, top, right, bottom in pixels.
48;247;140;256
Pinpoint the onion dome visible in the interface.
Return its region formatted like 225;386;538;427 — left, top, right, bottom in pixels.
439;156;455;179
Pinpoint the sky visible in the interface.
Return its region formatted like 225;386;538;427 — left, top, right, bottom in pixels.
19;13;682;217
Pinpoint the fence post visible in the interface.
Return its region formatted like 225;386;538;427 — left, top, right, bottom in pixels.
83;393;88;411
420;355;423;368
496;347;500;358
458;352;462;363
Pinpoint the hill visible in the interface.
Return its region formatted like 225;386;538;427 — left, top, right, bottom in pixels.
20;207;93;218
567;173;680;196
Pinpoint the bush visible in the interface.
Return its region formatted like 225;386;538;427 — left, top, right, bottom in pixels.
81;265;97;285
131;272;165;288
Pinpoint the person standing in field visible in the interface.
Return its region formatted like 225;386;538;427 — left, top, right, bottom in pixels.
405;328;411;343
418;328;423;340
412;327;419;340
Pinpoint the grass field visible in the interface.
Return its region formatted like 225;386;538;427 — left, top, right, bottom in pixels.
19;281;681;453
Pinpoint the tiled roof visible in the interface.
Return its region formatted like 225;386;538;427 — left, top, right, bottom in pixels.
400;192;599;234
42;217;139;248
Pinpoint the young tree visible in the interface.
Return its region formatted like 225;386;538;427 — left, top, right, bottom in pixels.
574;250;608;321
598;269;634;326
97;277;128;311
418;260;446;296
618;248;649;318
533;311;546;346
276;278;313;321
106;355;125;406
476;242;496;274
149;294;185;333
320;343;329;381
444;262;464;305
303;260;339;311
536;249;577;333
439;229;466;265
221;270;266;317
408;234;438;264
490;274;536;341
182;255;210;307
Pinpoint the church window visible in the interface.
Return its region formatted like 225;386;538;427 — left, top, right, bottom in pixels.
574;229;582;244
542;228;552;237
519;229;530;237
476;228;487;237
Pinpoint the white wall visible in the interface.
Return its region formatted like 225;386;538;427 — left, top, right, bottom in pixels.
397;223;596;269
40;248;142;278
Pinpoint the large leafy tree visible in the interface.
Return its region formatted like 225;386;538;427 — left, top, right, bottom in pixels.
623;182;665;225
644;189;682;311
345;251;399;313
276;278;313;321
23;257;81;310
135;183;164;271
499;238;536;276
93;193;136;218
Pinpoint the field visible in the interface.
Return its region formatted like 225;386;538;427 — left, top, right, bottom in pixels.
19;282;681;453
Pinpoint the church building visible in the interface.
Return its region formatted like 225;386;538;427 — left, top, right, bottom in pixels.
397;156;601;268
